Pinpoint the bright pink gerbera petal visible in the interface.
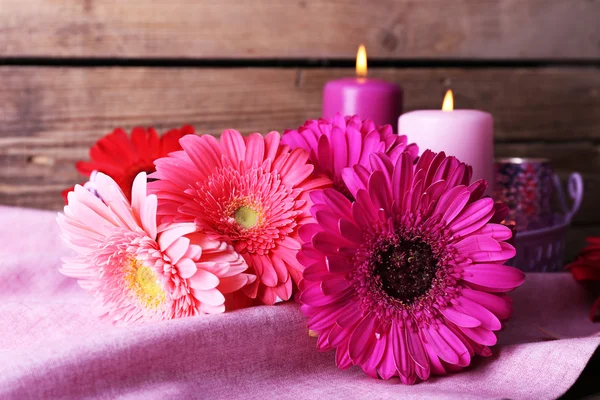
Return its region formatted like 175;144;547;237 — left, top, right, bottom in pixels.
58;172;252;324
282;114;418;199
150;130;331;305
298;150;524;383
64;125;194;203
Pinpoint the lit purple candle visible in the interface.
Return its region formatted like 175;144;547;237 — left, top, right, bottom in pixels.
322;45;402;128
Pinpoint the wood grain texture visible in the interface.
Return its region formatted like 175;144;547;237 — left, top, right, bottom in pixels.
1;0;599;59
1;66;599;221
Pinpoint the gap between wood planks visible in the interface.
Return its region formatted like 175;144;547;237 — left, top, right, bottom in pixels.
0;57;599;69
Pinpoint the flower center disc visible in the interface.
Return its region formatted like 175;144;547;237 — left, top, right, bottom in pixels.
234;206;259;229
125;258;166;309
371;238;439;304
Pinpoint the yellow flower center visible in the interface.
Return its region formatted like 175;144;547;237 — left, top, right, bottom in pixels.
234;206;260;229
124;258;166;309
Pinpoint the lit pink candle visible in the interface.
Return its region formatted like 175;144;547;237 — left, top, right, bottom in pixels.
322;45;402;128
398;90;495;190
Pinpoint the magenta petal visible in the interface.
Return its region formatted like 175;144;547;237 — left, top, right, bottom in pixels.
454;296;502;331
459;326;497;346
331;126;348;177
462;263;525;290
335;340;353;370
392;321;415;382
405;324;429;370
441;189;471;224
321;277;351;296
437;324;470;367
300;282;351;306
312;232;344;254
339;219;363;243
378;335;397;380
450;198;495;233
326;254;355;274
303;261;329;281
349;313;378;365
469;242;516;262
423;326;459;365
315;210;341;235
362;333;387;379
391;152;413;206
298;223;322;243
440;306;482;328
308;301;354;331
368;170;392;214
474;224;513;241
322;189;353;220
461;288;513;320
317;134;333;175
455;235;502;253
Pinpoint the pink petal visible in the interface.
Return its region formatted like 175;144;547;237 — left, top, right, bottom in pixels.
221;129;246;165
244;133;265;166
165;237;191;265
140;194;158;239
192;288;225;307
131;172;147;216
188;269;220;290
176;257;198;279
158;223;197;251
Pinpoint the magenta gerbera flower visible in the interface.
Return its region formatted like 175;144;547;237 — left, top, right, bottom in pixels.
298;150;525;383
150;130;331;305
282;114;418;198
58;172;253;324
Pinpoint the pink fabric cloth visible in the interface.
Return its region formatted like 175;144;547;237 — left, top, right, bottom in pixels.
0;205;598;399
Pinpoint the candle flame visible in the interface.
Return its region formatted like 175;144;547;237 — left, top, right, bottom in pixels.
356;45;367;78
442;89;454;111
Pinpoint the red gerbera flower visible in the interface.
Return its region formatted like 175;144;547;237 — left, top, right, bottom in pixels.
566;237;600;322
63;125;194;203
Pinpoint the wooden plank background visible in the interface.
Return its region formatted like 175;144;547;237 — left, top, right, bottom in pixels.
1;0;600;262
1;0;599;59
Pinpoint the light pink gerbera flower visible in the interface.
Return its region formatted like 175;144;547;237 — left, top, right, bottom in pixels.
150;130;331;305
298;150;525;383
282;114;418;198
58;172;253;324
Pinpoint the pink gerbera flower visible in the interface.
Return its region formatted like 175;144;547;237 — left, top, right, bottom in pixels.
150;130;331;305
298;150;525;383
282;114;418;198
58;172;253;324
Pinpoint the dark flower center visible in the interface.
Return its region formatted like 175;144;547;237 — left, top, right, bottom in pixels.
332;179;354;201
371;238;439;304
